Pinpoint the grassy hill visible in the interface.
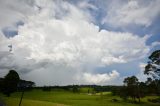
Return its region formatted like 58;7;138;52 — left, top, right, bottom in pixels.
1;89;160;106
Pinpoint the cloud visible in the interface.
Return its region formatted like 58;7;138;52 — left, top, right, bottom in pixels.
82;70;120;84
102;0;160;27
10;18;150;67
151;41;160;47
0;0;35;29
0;0;155;85
136;62;148;82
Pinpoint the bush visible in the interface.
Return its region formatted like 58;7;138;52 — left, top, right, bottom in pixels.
42;86;51;91
111;98;119;102
148;98;160;103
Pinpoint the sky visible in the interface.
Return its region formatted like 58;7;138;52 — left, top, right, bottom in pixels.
0;0;160;86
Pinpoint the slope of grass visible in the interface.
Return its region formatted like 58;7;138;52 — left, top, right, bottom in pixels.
1;89;160;106
3;97;67;106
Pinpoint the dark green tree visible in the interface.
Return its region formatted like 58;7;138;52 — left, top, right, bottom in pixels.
144;50;160;96
145;78;160;95
2;70;20;97
0;78;3;92
72;85;79;93
138;82;147;98
123;76;141;102
144;50;160;79
119;86;128;101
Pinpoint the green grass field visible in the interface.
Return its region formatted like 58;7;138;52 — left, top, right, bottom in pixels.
1;89;160;106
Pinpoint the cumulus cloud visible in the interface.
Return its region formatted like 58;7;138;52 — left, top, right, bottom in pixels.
102;0;160;27
82;70;120;84
0;0;35;29
136;62;148;82
0;0;154;85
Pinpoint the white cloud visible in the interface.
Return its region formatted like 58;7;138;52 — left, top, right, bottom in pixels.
151;41;160;47
136;62;148;82
0;0;153;85
82;70;120;84
102;0;160;27
139;62;146;71
78;1;98;10
12;18;150;66
0;0;36;29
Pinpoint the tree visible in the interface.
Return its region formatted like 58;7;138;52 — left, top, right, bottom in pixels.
119;86;128;101
144;50;160;79
144;50;160;96
124;76;139;86
2;70;20;96
42;86;51;91
123;76;141;102
138;82;147;98
0;78;4;92
18;80;35;91
145;78;160;95
72;85;79;93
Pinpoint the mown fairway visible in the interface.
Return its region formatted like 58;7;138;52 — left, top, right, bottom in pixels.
0;89;160;106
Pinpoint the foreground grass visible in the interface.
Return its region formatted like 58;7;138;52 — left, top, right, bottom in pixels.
4;98;67;106
1;89;160;106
